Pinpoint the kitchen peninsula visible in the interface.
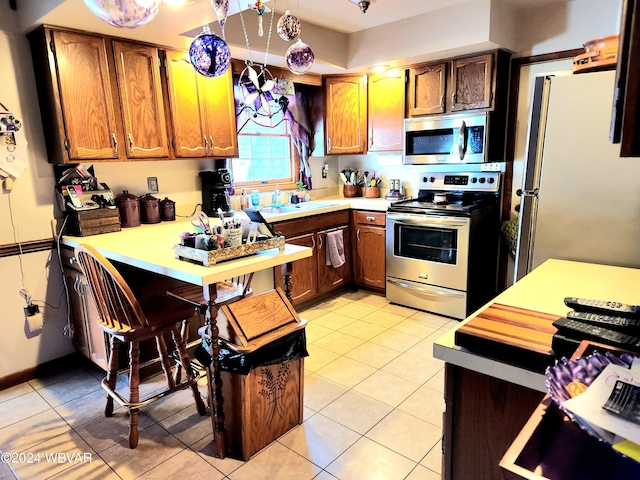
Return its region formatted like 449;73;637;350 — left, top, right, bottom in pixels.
434;259;640;480
60;220;312;458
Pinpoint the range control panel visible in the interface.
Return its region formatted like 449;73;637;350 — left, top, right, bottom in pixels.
419;172;501;192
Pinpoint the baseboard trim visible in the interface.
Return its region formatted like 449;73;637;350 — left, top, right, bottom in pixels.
0;353;92;391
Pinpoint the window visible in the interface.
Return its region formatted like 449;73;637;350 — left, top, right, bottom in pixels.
231;83;299;189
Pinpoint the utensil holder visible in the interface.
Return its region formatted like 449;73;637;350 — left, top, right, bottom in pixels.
364;187;380;198
343;185;361;198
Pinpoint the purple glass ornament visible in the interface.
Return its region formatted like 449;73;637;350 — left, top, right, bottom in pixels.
189;25;231;78
277;10;301;41
285;39;315;75
82;0;161;29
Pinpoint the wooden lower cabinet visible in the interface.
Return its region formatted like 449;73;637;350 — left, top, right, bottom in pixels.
274;211;351;305
351;210;386;291
61;249;110;370
443;364;545;480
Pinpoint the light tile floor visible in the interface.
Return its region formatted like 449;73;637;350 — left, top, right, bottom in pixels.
0;291;457;480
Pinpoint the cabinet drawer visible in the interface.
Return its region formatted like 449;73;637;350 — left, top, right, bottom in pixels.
354;211;386;226
274;210;349;237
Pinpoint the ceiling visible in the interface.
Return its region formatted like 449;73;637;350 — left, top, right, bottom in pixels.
16;0;574;73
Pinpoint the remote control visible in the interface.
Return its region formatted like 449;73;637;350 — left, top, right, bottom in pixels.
553;317;640;351
564;297;640;318
567;311;640;330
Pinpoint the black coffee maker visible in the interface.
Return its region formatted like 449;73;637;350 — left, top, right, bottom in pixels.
200;169;234;217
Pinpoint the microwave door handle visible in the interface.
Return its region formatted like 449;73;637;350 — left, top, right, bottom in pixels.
458;120;468;160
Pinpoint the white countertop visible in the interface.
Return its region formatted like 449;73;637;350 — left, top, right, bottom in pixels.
434;259;640;392
62;220;312;286
254;197;393;222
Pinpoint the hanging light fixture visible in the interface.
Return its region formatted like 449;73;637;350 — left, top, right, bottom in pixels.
348;0;376;13
82;0;162;28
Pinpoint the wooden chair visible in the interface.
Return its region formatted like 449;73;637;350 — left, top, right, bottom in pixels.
74;244;207;449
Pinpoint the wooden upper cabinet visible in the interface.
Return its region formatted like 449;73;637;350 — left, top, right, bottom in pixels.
49;30;120;161
368;70;405;152
164;50;207;158
199;69;238;157
112;41;169;159
164;50;237;158
324;75;367;155
451;53;494;112
408;62;447;116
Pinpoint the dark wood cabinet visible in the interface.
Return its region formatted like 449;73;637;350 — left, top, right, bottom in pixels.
61;248;110;370
611;0;640;156
324;75;367;155
164;50;237;158
367;70;405;152
30;29;121;162
351;210;386;291
407;51;509;118
450;53;494;111
408;62;447;116
273;211;351;305
317;225;351;294
112;41;169;159
274;233;317;304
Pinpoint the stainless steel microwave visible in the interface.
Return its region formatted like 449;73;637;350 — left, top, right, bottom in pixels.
403;112;496;165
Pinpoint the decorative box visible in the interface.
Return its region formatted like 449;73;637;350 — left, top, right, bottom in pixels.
66;208;121;237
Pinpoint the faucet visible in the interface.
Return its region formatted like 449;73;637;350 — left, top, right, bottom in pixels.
272;185;280;205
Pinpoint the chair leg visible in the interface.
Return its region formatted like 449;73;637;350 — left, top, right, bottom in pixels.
155;333;175;390
104;336;120;418
171;326;207;416
128;340;140;449
173;318;190;385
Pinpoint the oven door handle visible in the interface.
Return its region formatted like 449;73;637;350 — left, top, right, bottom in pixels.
386;279;466;298
387;214;467;228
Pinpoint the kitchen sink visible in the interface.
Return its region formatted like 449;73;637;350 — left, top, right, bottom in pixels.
258;201;339;214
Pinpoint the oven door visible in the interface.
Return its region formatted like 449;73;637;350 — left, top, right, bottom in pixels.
385;213;470;291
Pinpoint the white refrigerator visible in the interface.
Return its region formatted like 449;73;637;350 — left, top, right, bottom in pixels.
514;70;640;282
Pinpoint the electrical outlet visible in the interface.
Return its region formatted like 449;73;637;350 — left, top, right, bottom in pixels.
24;305;43;333
147;177;159;193
322;163;329;178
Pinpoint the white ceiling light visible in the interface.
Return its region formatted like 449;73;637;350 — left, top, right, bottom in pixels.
349;0;376;13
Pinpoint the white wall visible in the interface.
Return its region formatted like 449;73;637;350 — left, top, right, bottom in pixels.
0;3;75;377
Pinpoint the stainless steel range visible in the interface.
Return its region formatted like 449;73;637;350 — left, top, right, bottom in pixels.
386;171;501;320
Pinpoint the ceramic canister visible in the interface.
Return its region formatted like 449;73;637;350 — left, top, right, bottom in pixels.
115;190;141;228
160;197;176;221
139;194;161;224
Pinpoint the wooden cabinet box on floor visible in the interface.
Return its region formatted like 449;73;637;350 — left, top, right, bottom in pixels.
203;288;306;460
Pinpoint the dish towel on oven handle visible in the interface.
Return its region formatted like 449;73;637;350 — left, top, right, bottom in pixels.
325;230;346;268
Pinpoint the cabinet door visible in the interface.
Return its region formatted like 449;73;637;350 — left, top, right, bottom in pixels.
112;41;169;159
199;68;238;157
274;233;317;305
451;53;494;111
368;70;405;152
164;50;207;158
325;76;367;154
63;268;109;370
50;30;120;160
317;226;351;294
354;224;386;290
408;62;447;116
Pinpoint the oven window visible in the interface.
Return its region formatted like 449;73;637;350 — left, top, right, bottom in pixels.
394;224;457;264
406;128;457;155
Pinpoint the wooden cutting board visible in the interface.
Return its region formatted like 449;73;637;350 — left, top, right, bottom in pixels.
455;303;562;372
